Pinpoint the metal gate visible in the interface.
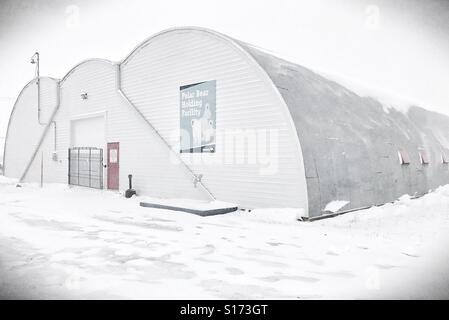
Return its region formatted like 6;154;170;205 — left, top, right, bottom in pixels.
68;147;103;189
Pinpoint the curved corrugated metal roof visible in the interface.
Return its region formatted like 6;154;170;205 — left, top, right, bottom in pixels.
239;40;449;216
60;58;115;84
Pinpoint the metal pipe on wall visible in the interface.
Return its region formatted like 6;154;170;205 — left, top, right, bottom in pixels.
19;80;61;183
40;151;43;188
31;52;47;125
53;121;57;151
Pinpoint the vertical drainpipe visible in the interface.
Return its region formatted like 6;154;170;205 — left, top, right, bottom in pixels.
114;63;216;201
40;151;43;188
53;80;60;153
37;53;40;123
19;80;61;183
51;82;59;155
53;121;57;152
35;52;46;126
37;76;41;123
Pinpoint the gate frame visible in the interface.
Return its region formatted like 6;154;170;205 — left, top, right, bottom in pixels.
68;147;104;189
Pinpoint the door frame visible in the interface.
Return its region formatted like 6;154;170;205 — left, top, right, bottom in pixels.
107;142;120;190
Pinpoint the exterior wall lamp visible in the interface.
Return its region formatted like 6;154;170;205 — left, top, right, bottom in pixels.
30;52;45;125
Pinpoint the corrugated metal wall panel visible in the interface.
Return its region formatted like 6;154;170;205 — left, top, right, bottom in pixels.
23;60;207;200
245;45;449;217
121;29;308;210
39;77;58;124
22;121;58;183
4;78;58;179
10;28;309;212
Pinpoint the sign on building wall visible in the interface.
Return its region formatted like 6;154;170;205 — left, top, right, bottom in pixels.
180;80;216;153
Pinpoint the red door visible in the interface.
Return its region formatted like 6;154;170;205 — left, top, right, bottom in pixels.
107;142;119;190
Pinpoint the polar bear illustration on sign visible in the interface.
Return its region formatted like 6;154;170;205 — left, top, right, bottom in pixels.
191;103;215;148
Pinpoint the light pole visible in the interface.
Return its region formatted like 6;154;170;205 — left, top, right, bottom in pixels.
31;52;44;125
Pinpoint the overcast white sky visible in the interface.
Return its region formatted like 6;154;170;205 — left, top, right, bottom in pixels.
1;0;448;137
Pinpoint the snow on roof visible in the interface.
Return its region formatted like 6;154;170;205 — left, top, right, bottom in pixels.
315;71;417;115
239;41;421;115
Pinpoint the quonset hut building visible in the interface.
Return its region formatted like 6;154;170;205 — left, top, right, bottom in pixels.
4;27;449;220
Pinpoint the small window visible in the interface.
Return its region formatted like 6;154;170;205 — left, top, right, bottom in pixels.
398;149;410;165
419;150;429;165
442;149;449;164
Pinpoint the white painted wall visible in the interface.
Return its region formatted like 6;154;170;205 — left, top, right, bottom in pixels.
121;28;308;210
21;59;207;200
4;77;58;179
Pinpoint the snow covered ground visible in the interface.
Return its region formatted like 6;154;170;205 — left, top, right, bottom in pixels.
1;176;449;299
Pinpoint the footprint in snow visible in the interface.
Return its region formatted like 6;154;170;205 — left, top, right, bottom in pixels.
326;244;351;256
310;270;355;279
401;247;420;257
226;267;244;275
260;275;320;283
326;246;341;256
192;244;215;255
297;257;325;266
202;244;215;255
376;263;400;270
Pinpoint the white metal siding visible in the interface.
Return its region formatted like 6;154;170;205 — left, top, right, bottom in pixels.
23;60;206;200
121;29;308;209
4;78;58;179
23;124;57;183
71;116;105;148
39;77;58;124
10;28;308;212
